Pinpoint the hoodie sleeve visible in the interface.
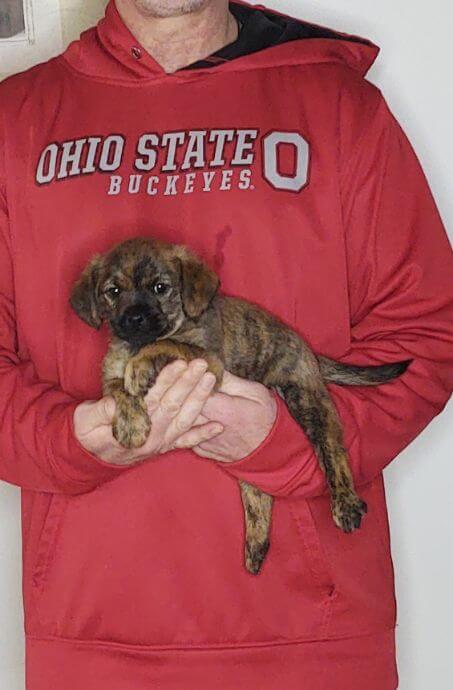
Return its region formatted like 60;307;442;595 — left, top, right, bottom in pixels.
223;92;453;498
0;175;125;494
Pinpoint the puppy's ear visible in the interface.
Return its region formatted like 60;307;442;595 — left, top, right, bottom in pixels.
178;251;220;319
70;255;104;329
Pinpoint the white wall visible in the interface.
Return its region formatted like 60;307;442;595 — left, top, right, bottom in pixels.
0;1;63;80
59;0;108;45
0;1;451;689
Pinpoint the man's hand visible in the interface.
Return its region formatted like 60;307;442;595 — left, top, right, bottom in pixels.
74;359;224;465
174;371;278;463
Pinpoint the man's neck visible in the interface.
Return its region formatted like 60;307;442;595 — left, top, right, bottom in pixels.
115;1;238;73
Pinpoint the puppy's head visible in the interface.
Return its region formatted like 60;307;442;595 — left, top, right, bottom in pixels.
70;237;219;348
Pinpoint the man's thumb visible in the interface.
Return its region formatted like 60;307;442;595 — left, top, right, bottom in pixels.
93;396;116;425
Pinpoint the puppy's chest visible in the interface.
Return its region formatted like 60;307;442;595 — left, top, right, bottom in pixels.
102;339;133;380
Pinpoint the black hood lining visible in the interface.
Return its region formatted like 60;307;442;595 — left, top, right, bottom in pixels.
183;2;367;71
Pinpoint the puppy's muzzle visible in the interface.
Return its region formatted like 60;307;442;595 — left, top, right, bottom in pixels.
114;303;165;344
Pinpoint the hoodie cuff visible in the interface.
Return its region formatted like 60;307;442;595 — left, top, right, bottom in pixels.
221;392;325;497
48;401;128;493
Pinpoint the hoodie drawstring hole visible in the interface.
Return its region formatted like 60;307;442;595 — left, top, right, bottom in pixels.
131;47;142;60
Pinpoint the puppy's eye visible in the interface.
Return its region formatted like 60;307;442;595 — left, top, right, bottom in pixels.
153;282;169;295
106;286;121;298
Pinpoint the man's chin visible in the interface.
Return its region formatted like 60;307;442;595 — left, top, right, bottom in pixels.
134;0;208;19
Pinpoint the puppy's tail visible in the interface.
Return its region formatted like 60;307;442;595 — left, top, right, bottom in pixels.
318;356;411;386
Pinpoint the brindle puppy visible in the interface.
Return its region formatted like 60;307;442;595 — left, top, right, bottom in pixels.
70;237;410;574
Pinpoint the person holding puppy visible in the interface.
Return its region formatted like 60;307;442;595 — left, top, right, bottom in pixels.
0;2;452;689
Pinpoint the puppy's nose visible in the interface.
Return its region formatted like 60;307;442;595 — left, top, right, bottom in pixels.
126;312;145;328
123;305;149;330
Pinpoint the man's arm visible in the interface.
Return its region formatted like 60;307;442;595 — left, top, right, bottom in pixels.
188;93;453;497
0;184;118;493
0;150;223;494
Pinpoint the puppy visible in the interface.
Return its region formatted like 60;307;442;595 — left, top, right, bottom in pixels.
71;237;410;574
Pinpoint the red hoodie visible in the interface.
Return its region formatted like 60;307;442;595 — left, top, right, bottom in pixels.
0;2;452;689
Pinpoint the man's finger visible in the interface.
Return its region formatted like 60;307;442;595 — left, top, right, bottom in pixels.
189;413;210;427
174;422;224;449
191;445;229;462
90;396;116;427
168;371;218;435
145;359;188;410
157;360;209;419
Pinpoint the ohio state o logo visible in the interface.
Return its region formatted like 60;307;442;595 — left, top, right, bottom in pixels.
262;132;309;192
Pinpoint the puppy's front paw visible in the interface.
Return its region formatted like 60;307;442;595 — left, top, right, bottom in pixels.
332;491;367;533
112;394;150;449
124;357;157;397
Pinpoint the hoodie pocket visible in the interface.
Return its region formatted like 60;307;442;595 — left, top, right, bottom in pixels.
288;498;335;599
31;494;68;595
30;459;339;646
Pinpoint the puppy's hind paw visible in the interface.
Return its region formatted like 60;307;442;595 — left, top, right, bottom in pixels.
332;493;367;533
245;539;270;575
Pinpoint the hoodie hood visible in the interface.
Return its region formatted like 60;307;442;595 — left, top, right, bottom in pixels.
62;0;379;84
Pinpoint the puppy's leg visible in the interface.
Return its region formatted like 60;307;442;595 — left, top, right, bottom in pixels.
124;339;224;397
281;382;366;532
103;377;150;449
262;340;366;533
102;342;150;449
239;481;273;575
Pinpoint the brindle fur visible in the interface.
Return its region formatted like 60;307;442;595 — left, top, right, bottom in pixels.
71;237;410;574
